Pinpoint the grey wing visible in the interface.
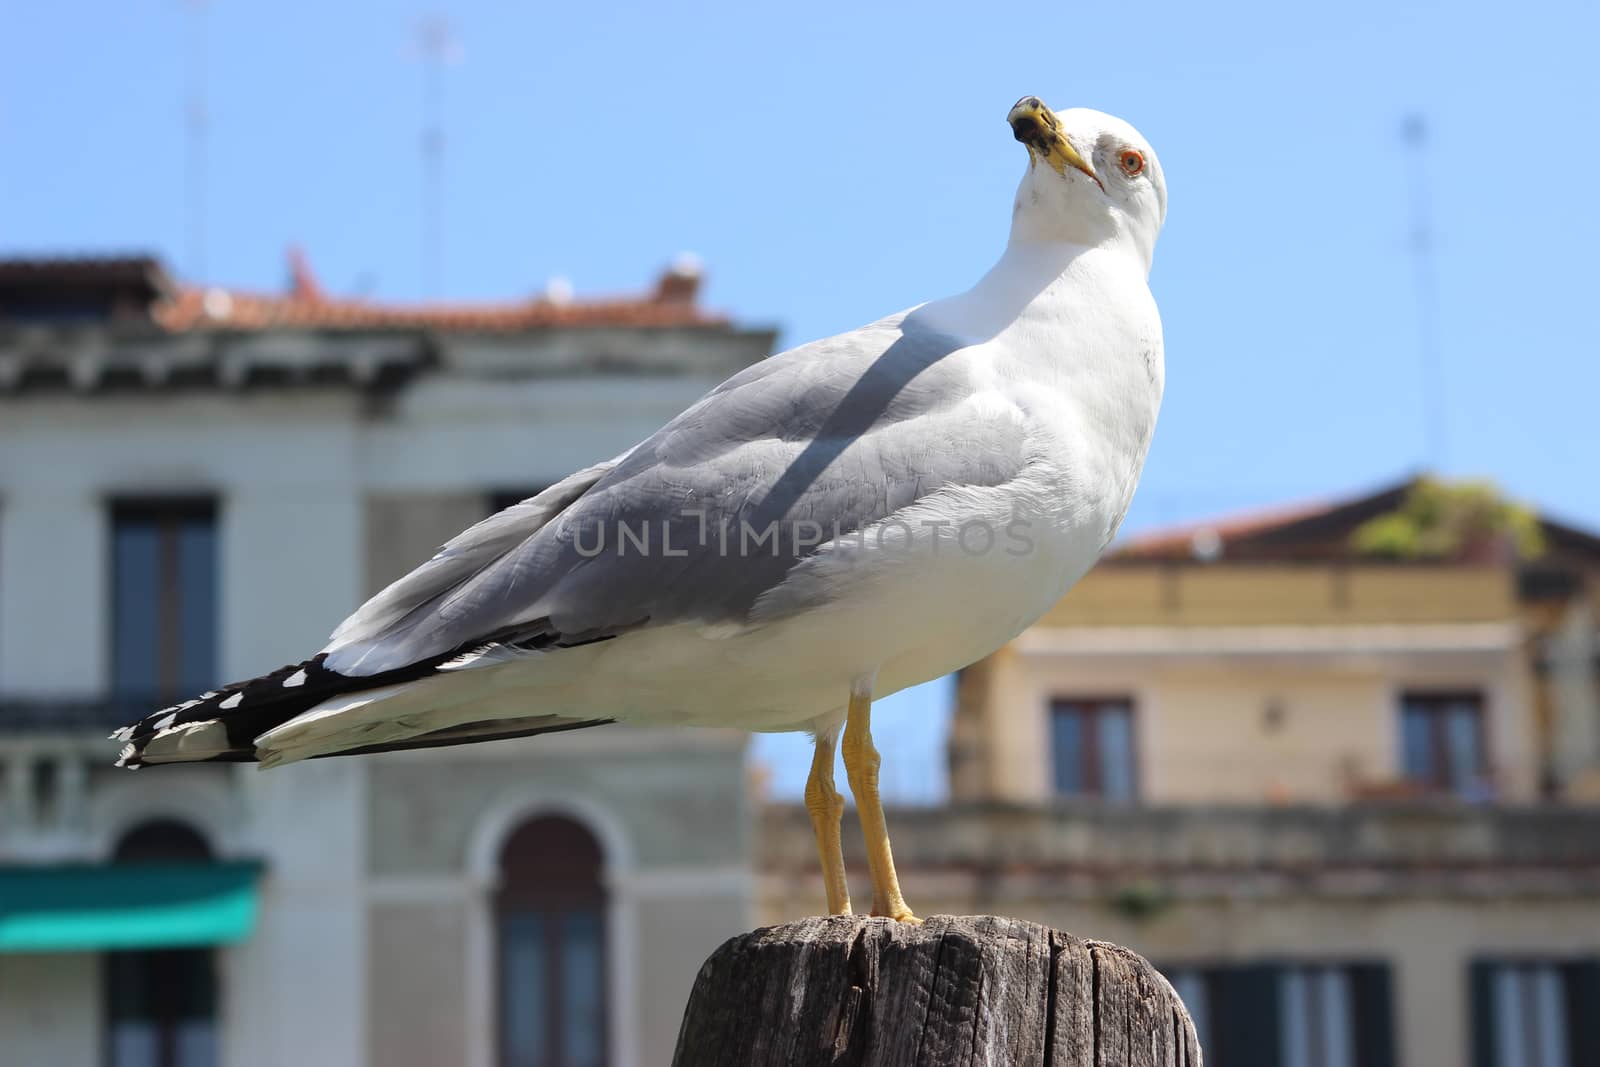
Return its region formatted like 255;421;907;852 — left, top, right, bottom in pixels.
324;312;1032;676
325;456;622;652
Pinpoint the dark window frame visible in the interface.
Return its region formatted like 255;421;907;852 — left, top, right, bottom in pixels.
1399;690;1490;796
496;815;609;1067
105;819;219;1067
1049;696;1139;801
487;487;550;516
1161;959;1394;1067
108;496;219;709
1470;955;1600;1067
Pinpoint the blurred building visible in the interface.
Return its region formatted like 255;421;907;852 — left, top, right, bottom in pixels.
0;254;775;1067
761;481;1600;1067
9;252;1600;1067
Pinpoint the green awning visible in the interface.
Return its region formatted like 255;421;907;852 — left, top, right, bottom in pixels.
0;862;262;953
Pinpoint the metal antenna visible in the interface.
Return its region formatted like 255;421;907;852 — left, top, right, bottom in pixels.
415;16;459;298
1402;114;1446;472
183;0;210;280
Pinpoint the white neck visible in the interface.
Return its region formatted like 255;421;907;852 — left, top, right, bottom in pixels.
1010;183;1155;277
918;241;1100;342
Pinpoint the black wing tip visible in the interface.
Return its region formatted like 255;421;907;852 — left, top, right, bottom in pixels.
110;655;343;767
111;621;628;770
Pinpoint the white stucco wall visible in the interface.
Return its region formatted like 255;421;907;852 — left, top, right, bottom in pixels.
0;952;102;1064
0;356;759;1067
225;759;369;1067
0;377;730;693
0;395;367;692
0;488;105;694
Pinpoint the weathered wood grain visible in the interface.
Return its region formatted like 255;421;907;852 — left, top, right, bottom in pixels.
671;915;1202;1067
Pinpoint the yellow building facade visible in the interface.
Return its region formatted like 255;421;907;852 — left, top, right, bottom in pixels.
763;480;1600;1067
953;563;1536;806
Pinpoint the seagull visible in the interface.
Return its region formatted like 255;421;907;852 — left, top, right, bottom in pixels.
113;97;1167;923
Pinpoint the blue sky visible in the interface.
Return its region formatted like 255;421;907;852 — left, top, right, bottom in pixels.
4;0;1596;800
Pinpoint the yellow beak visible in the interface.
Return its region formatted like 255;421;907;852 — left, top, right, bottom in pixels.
1007;96;1101;188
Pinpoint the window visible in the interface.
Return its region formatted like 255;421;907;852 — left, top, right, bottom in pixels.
1163;962;1394;1067
1400;691;1488;797
487;488;550;516
1471;959;1600;1067
1279;965;1356;1067
106;820;219;1067
110;500;218;710
497;816;608;1067
1050;698;1137;800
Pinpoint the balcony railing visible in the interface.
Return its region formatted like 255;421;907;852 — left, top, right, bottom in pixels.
759;802;1600;898
0;697;156;734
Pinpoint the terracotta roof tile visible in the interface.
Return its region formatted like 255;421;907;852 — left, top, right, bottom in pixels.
1112;495;1351;560
153;284;725;333
2;251;725;334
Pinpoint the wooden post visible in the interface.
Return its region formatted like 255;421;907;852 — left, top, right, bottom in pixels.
672;915;1202;1066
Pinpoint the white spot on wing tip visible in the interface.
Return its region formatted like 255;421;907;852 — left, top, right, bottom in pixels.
282;669;308;688
219;693;243;710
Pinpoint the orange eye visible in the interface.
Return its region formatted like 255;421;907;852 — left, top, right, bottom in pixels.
1119;149;1145;176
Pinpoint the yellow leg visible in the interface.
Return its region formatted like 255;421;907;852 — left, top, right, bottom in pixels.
841;683;920;922
804;728;852;916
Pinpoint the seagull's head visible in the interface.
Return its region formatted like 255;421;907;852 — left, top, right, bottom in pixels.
1006;98;1167;271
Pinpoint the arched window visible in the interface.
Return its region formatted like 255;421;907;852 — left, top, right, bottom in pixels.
497;815;608;1067
107;819;218;1067
114;820;211;863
